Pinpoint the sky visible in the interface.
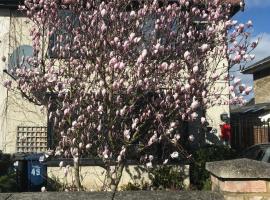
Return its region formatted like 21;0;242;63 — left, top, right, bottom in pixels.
232;0;270;100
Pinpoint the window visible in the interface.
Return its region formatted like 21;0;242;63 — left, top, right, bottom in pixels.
47;10;79;58
243;146;262;160
262;147;270;163
8;45;33;72
16;126;47;153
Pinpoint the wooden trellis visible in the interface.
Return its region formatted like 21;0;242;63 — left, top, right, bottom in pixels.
16;126;47;153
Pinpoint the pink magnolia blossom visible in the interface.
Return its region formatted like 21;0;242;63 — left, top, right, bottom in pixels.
233;77;241;85
9;0;256;191
189;135;195;142
247;20;253;27
184;51;190;60
3;80;12;89
86;143;92;149
201;117;206;124
62;0;76;4
41;186;46;192
129;33;136;41
193;65;199;73
200;44;209;52
170;152;179;159
148;133;158;146
103;148;109;159
251;39;259;49
191;112;198;120
100;9;107;17
146;162;153;168
245;86;253;95
191;100;199;110
229;85;234;92
124;129;131;140
59;161;64;168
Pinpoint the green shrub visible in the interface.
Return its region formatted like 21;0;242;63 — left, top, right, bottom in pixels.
190;145;237;190
0;173;17;192
149;165;184;190
120;182;142;191
201;178;212;191
0;152;12;177
46;175;64;191
0;152;16;193
46;174;87;191
121;165;185;191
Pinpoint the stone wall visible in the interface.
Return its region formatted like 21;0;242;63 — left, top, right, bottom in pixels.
0;191;224;200
206;158;270;200
47;164;190;191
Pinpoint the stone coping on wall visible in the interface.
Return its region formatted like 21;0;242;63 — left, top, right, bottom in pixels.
0;191;224;200
44;158;190;167
12;152;191;167
206;158;270;180
206;158;270;199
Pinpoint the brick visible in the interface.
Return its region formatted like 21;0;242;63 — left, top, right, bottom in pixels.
266;182;270;192
224;195;244;200
221;180;267;193
211;176;219;185
248;196;264;200
211;176;220;191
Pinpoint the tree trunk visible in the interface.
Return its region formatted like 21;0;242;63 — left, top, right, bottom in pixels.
111;163;125;200
74;158;82;191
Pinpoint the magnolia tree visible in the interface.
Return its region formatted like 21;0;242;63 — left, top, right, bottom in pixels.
4;0;257;194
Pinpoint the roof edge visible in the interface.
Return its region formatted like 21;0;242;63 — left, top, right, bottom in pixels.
0;0;22;9
0;0;243;10
242;56;270;74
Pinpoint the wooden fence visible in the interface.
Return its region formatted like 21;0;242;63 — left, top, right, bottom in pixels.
231;116;270;150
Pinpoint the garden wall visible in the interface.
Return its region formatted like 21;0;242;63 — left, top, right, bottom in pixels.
0;191;224;200
47;164;190;191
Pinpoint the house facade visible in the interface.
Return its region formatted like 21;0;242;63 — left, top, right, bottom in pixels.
0;0;243;155
244;56;270;104
0;1;46;154
231;56;270;150
0;0;244;191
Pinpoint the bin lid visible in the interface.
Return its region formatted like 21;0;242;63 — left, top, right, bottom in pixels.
13;152;28;161
13;153;45;161
26;153;45;160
